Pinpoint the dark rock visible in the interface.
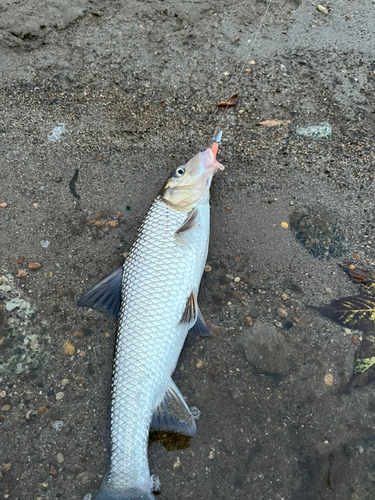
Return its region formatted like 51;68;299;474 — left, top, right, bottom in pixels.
290;205;352;259
238;322;290;375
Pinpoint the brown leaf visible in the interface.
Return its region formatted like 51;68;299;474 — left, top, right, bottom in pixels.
310;295;375;334
216;94;238;107
15;256;25;264
259;120;291;127
338;263;373;284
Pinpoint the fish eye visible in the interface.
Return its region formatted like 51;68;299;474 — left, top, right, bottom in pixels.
175;166;185;177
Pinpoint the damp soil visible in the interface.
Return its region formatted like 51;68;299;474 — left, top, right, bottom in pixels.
1;1;375;499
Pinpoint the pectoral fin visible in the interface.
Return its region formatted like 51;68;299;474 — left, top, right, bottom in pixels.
77;266;122;319
175;208;198;235
150;379;197;437
188;306;215;337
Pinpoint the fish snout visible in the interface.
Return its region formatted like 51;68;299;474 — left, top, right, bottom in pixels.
201;149;224;173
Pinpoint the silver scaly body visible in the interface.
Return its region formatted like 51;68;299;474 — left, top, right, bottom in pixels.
98;195;210;499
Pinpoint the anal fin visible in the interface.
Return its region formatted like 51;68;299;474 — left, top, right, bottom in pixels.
150;380;197;437
188;306;215;337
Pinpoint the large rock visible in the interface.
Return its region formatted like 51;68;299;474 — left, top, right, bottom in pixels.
238;322;290;376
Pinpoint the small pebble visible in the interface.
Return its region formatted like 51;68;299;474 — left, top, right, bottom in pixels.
348;264;355;270
50;465;58;477
324;374;333;386
280;293;288;301
196;359;204;369
317;4;329;15
108;221;118;227
281;222;288;229
173;457;181;469
344;328;351;335
28;262;41;271
41;482;48;489
208;451;215;459
52;421;64;431
1;404;11;412
352;335;358;345
245;317;253;326
63;341;75;355
277;307;288;318
204;265;212;272
56;453;64;464
0;203;8;208
0;390;6;398
353;253;361;262
258;289;266;295
38;405;47;414
234;277;240;283
26;409;38;420
94;221;106;227
33;203;38;209
73;330;83;338
2;463;12;472
275;321;283;328
55;392;65;401
104;332;111;338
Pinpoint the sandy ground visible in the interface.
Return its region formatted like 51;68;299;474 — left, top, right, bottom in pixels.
1;1;375;499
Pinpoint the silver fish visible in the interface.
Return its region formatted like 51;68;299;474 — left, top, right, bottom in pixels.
78;133;224;499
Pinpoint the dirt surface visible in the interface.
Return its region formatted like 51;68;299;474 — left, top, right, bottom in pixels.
1;0;375;499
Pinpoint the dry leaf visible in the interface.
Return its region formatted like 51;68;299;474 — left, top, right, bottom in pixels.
15;256;25;264
216;94;238;107
16;270;28;278
259;120;291;127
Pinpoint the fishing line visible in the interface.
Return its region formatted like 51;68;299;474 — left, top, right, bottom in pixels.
213;0;274;140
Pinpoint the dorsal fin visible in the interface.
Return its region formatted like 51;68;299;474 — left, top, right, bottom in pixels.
150;379;197;437
179;291;197;325
77;266;122;320
175;208;198;235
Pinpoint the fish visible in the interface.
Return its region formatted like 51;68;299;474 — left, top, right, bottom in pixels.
78;132;224;500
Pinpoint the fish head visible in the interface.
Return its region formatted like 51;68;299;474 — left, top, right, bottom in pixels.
160;136;224;212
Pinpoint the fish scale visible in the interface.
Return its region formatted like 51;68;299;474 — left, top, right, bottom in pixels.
105;197;210;498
